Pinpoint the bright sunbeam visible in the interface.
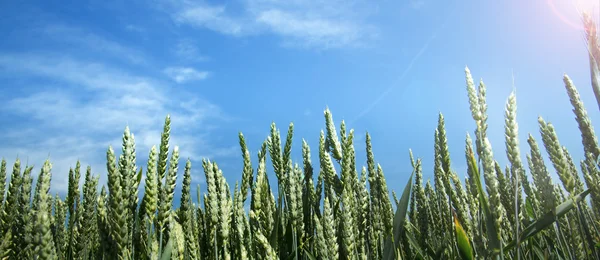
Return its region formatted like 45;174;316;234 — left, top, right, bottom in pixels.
574;0;600;13
548;0;600;31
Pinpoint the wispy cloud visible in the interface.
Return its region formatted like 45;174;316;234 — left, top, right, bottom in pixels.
174;39;210;62
125;24;146;33
162;0;379;49
164;66;211;83
255;9;365;49
0;53;230;194
174;4;246;36
410;0;425;10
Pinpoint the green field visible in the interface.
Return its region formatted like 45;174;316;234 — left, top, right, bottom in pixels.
3;7;600;260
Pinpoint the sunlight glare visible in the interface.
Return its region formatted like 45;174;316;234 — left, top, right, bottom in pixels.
548;0;600;30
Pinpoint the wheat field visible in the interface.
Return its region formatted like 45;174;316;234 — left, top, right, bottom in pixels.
3;10;600;260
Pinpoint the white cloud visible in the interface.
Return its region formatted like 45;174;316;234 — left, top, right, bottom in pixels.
162;0;378;49
0;53;231;194
164;66;211;83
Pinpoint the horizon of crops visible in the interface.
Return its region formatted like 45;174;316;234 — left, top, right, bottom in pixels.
4;11;600;260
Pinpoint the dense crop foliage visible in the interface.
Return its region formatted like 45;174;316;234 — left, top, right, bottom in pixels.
0;66;598;260
4;11;600;260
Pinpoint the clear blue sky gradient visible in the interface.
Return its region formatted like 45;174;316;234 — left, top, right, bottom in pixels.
1;0;599;203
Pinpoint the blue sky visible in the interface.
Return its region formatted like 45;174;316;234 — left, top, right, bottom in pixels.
1;0;599;202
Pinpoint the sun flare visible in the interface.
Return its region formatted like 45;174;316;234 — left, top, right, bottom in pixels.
548;0;600;30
